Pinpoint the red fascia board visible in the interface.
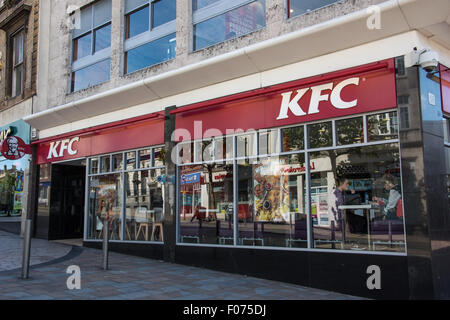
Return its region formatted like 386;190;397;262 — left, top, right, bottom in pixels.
31;111;165;145
170;60;391;116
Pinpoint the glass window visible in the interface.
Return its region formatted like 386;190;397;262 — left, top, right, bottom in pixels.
288;0;339;18
139;149;151;168
71;0;111;92
125;33;176;74
154;147;166;167
11;31;24;97
94;23;111;52
126;5;149;39
90;158;99;174
112;153;123;171
87;173;123;240
71;59;110;92
73;33;92;61
309;143;405;253
237;133;256;158
308;121;333;149
282;125;304;152
237;154;307;248
195;139;214;162
179;164;234;245
367;111;398;142
214;136;234;160
125;169;164;241
100;155;111;173
193;0;266;50
443;118;450;143
178;142;194;164
152;0;176;28
258;129;279;155
336;117;364;146
126;151;137;170
193;0;221;11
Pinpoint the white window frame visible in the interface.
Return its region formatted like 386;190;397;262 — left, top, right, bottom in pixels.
11;29;24;98
192;0;265;52
70;0;112;92
123;0;176;74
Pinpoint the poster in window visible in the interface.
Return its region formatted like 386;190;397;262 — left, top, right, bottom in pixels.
253;161;290;222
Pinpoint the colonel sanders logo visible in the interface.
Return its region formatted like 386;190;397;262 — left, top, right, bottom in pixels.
1;136;30;160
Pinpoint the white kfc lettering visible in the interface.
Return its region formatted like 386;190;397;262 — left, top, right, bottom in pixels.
47;141;61;159
47;137;80;159
276;77;360;120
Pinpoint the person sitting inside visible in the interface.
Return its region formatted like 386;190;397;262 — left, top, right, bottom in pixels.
373;174;402;220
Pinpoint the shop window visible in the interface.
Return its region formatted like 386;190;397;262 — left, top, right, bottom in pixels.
308;121;333;149
282;125;304;152
70;0;112;92
367;111;398;142
124;0;176;74
193;0;266;51
195;139;214;162
10;30;24;97
178;141;194;164
124;168;164;241
100;155;111;173
154;146;166;167
214;136;234;161
237;154;307;248
336;117;364;146
87;173;123;240
236;133;256;158
139;149;151;168
86;146;166;242
90;158;99;174
287;0;339;19
258;129;279;155
126;151;137;170
309;143;405;253
179;163;234;245
443;118;450;144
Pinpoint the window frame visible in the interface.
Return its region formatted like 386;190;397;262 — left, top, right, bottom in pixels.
123;0;177;74
70;0;112;92
10;28;25;98
192;0;266;52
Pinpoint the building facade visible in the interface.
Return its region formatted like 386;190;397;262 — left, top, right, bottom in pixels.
0;0;39;234
22;0;450;299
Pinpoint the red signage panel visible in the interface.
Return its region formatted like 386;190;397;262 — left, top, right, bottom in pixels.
36;115;164;164
441;64;450;116
175;59;397;141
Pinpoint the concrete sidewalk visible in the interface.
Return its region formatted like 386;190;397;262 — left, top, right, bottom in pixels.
0;231;364;300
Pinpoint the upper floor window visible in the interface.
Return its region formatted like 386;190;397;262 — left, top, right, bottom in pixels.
287;0;340;19
11;30;24;97
192;0;266;51
71;0;112;92
124;0;176;74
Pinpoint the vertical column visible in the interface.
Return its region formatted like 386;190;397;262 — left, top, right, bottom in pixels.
175;0;190;65
110;0;123;81
163;106;177;263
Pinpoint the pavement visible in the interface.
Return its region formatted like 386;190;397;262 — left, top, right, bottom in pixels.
0;230;364;300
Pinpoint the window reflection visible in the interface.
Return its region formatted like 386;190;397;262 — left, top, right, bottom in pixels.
367;112;398;141
308;121;332;149
336;117;363;146
282;125;304;152
288;0;339;18
73;33;91;61
309;143;405;252
125;33;176;74
194;0;266;50
179;164;234;245
152;0;176;28
126;5;149;39
71;59;110;92
193;0;221;11
94;23;111;52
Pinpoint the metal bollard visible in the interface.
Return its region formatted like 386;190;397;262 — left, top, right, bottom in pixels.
102;219;109;270
21;219;32;279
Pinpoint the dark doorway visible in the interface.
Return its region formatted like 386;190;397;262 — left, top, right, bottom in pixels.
48;160;86;240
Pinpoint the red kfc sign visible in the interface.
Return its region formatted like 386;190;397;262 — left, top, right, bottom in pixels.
174;59;397;140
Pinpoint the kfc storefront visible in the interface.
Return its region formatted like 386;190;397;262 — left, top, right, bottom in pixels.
28;57;450;298
33;112;166;249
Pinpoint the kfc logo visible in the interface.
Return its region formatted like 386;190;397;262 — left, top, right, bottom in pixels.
276;77;360;120
47;137;80;159
1;136;31;160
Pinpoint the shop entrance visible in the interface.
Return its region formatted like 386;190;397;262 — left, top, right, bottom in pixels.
48;159;86;240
